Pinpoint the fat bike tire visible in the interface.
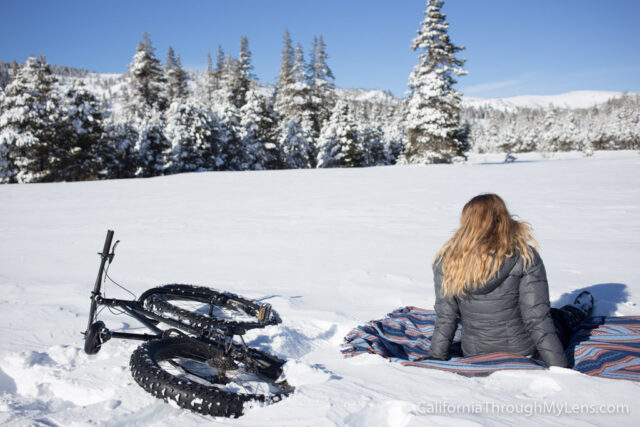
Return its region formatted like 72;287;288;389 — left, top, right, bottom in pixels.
129;337;292;418
138;284;280;332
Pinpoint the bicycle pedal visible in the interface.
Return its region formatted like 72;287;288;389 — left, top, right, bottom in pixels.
258;304;272;323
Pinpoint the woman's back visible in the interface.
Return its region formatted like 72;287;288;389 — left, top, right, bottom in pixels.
428;194;567;367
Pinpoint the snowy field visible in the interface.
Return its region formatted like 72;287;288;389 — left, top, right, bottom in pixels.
0;151;639;426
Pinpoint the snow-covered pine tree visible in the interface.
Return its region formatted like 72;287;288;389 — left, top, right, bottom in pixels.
274;30;295;116
0;55;61;183
164;46;188;102
0;84;13;182
216;102;247;171
308;35;335;135
214;46;225;91
231;36;254;109
100;118;138;179
290;43;314;126
359;124;388;166
205;51;214;102
9;60;19;83
128;32;167;111
281;43;315;167
316;100;363;168
134;106;169;177
164;98;215;174
124;33;170;177
273;32;315;168
382;103;407;164
279;119;312;169
240;89;281;170
216;53;237;107
404;0;468;164
58;81;104;181
0;74;12;182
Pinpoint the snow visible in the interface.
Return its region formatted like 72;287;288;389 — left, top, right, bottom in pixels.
1;151;639;425
336;88;400;105
463;90;625;111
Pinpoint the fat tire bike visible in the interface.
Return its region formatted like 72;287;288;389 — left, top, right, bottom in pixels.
83;230;293;418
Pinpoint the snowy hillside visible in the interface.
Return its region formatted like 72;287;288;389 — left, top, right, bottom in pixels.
1;151;639;425
463;90;626;111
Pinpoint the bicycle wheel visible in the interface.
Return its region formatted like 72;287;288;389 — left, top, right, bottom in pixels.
138;284;280;333
129;337;293;418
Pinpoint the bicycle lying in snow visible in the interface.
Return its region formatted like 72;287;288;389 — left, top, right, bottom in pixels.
83;230;293;417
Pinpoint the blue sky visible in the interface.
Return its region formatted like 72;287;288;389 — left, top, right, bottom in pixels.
1;0;638;98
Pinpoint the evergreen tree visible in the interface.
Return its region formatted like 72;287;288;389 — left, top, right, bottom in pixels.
308;35;335;134
317;100;363;168
101;119;138;179
359;124;388;166
128;32;167;111
0;85;12;182
58;81;104;181
382;104;407;164
274;30;295;115
232;36;254;109
0;55;61;183
205;51;215;106
289;43;314;125
240;89;281;170
124;33;171;177
285;43;317;165
279;119;311;169
405;0;468;164
217;53;237;105
215;45;225;90
135;106;169;177
165;99;215;174
164;46;188;102
216;103;246;170
273;32;315;168
10;60;19;82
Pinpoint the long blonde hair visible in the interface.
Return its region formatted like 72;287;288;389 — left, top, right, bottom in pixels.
435;194;537;297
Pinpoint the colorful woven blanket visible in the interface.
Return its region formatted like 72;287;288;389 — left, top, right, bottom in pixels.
341;306;640;381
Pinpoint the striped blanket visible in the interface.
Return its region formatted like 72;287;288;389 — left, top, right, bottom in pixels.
341;306;640;381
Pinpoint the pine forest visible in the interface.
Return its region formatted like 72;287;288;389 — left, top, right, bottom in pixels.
1;2;638;183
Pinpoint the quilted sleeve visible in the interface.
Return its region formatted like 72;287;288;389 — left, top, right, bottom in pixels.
518;252;568;368
428;263;460;360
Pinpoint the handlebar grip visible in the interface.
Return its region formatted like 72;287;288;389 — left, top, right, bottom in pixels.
102;230;115;257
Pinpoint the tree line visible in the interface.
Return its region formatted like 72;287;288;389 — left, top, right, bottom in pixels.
0;31;403;183
463;95;640;154
1;0;637;184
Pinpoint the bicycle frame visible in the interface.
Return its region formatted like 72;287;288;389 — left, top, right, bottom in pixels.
84;230;219;343
83;230;293;417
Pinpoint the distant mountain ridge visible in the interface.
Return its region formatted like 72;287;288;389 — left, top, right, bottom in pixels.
1;61;628;110
463;91;627;111
0;61;92;88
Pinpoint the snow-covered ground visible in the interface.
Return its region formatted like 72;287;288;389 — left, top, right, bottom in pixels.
1;151;639;426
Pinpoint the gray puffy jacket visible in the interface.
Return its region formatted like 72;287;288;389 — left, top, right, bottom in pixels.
428;249;568;368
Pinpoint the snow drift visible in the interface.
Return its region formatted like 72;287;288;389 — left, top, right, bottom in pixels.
0;151;639;425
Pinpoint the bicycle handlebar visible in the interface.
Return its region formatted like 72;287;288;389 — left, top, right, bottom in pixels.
86;229;116;333
101;230;115;260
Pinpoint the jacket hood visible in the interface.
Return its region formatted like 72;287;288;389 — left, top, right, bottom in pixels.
468;251;520;295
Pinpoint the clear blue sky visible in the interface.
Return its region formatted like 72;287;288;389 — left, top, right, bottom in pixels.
1;0;638;98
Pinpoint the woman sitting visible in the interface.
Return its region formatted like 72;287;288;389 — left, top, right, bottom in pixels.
426;194;593;367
